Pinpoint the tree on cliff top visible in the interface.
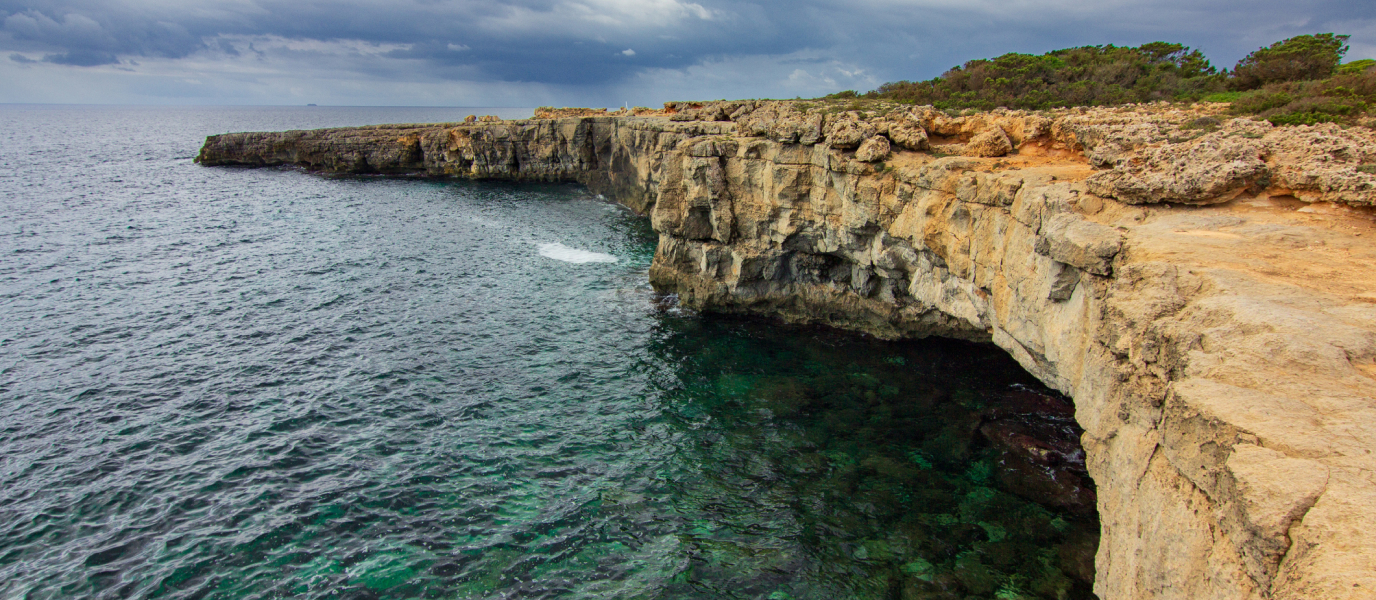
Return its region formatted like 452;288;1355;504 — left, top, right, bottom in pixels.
1230;34;1350;89
854;42;1223;110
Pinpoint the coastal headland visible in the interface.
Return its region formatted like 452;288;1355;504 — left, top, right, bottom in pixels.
197;100;1376;599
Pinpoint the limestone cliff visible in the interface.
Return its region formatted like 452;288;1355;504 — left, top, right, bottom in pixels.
198;101;1376;600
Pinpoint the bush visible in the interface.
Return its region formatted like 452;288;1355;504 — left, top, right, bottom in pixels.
1338;59;1376;75
1230;89;1295;113
1202;91;1243;103
863;42;1224;110
1229;68;1375;125
1231;34;1349;90
1181;116;1221;130
844;34;1371;127
1265;103;1349;126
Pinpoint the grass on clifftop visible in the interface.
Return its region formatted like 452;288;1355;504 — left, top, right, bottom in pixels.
834;34;1375;127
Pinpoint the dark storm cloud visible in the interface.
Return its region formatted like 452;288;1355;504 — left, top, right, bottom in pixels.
41;48;115;65
1;0;781;82
2;6;203;64
0;0;1373;102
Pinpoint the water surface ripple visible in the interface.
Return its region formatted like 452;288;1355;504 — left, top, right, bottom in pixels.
0;106;1095;599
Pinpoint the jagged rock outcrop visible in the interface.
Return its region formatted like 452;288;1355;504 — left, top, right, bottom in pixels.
197;101;1376;600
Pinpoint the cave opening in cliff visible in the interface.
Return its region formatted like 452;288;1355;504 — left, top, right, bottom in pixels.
652;310;1101;599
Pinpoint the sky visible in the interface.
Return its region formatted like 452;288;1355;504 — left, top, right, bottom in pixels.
2;0;1374;107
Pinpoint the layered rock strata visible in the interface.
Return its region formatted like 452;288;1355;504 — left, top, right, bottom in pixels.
198;102;1376;600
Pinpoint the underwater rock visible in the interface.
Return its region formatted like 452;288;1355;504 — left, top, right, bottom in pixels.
979;388;1097;516
982;420;1097;515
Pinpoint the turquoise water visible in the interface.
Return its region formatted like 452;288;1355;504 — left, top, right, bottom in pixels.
0;106;1096;599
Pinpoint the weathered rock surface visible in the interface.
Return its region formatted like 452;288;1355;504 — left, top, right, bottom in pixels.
855;135;891;162
963;127;1013;157
198;101;1376;600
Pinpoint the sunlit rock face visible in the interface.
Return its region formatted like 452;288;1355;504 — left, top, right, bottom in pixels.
199;101;1376;600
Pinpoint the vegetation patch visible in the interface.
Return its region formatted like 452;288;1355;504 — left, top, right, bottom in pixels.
1230;33;1350;89
1180;116;1222;131
1337;59;1375;75
836;42;1222;110
1228;68;1375;126
835;33;1375;127
1202;91;1243;103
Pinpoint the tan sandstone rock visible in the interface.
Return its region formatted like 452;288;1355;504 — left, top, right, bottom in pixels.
855;135;891;162
825;112;877;148
887;122;929;151
963;127;1013;157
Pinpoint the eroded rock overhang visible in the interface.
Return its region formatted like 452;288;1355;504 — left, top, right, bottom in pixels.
197;101;1376;600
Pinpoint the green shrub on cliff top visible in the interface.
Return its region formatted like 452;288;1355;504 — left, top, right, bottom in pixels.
1228;68;1376;126
852;42;1223;110
1201;91;1243;103
1230;34;1349;89
845;33;1374;126
1337;59;1376;75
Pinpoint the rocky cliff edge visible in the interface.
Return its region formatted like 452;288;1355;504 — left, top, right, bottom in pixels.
197;101;1376;600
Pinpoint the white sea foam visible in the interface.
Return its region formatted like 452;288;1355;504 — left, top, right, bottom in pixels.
538;243;618;264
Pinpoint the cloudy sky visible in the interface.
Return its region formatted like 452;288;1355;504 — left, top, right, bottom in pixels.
2;0;1373;107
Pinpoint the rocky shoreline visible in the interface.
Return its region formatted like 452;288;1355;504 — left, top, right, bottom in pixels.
197;101;1376;600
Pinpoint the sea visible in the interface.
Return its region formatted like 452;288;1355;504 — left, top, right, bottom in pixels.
0;105;1097;600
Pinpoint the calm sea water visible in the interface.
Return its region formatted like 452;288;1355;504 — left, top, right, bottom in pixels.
0;105;1096;600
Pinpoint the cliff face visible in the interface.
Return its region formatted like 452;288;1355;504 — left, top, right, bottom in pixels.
198;102;1376;600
